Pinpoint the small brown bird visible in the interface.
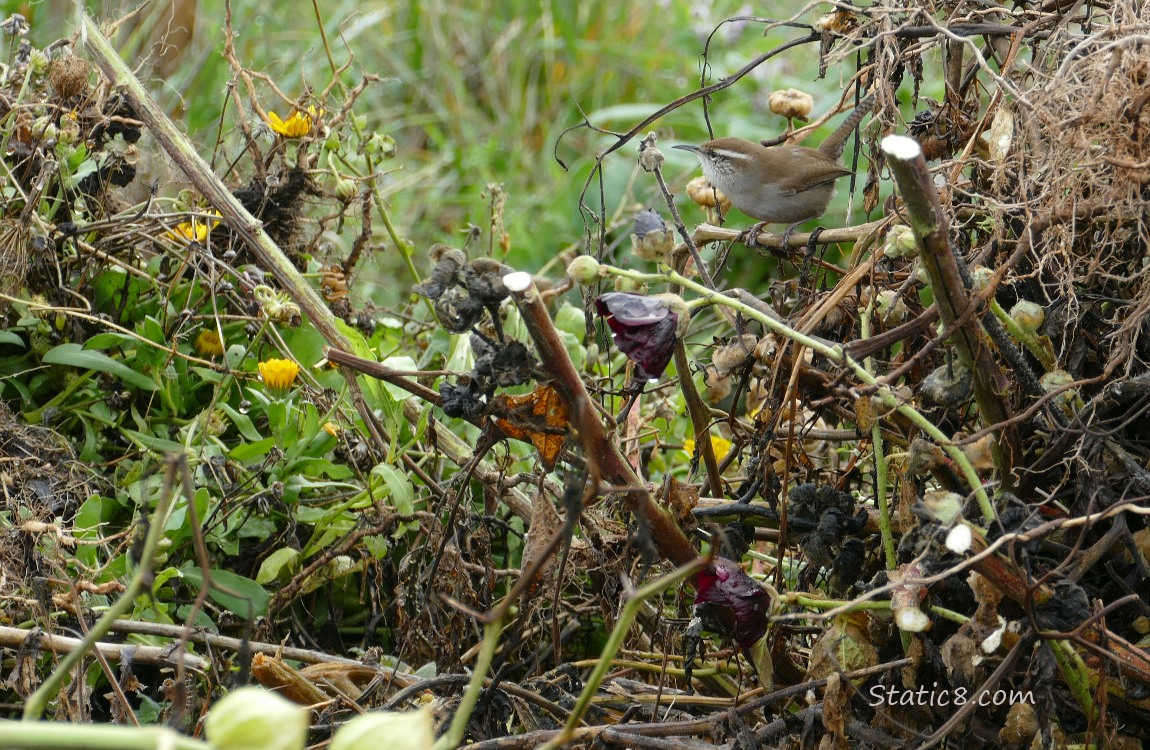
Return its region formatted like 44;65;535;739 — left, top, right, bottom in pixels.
674;94;875;245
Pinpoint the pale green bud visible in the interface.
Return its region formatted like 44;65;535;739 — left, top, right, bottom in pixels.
883;225;918;259
1010;300;1044;333
205;687;307;750
566;255;602;286
969;265;993;293
330;706;435;750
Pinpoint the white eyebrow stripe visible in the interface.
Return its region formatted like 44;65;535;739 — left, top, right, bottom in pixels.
712;148;753;162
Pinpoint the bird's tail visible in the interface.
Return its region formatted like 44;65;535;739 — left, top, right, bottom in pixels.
819;91;878;159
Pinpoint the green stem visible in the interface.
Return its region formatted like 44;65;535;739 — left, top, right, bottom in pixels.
538;557;706;750
859;299;897;571
0;723;207;750
860;300;905;653
22;459;181;719
1050;638;1098;724
787;592;891;612
433;615;505;750
989;299;1056;371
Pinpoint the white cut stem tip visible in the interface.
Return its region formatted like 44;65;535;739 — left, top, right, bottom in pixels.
945;524;973;554
881;134;922;160
502;271;533;292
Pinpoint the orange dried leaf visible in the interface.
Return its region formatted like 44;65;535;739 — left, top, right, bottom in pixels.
489;384;569;470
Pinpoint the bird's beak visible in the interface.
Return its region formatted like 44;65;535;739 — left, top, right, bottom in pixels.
672;144;701;154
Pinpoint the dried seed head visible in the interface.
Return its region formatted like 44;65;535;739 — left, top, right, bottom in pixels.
711;334;758;378
919;359;972;408
685;176;731;213
631;208;674;262
815;9;859;34
768;88;814;120
48;55;91;99
638;132;664;172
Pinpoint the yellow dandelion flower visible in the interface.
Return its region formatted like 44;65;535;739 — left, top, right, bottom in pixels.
169;210;221;243
266;105;321;138
194;329;225;357
322;422;340;437
258;358;300;396
683;434;733;464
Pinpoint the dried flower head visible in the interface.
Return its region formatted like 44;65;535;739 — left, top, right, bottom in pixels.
637;132;665;172
685;176;731;214
695;557;770;648
768;88;814;120
595;292;689;382
631;208;675;263
48;55;91;99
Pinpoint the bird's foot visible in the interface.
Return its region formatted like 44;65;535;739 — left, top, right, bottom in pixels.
799;227;825;287
738;221;770;249
779;221;805;249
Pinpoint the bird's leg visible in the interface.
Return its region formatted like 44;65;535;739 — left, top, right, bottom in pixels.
738;221;770;249
779;220;805;249
798;227;825;289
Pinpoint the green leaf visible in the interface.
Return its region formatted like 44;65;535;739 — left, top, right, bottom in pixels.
333;320;388;408
229;436;276;461
43;343;157;392
749;633;775;692
122;428;185;453
139;316;167;345
372;463;414;513
179;564;270;619
217;403;264;442
379;356;418;401
84;332;133;350
0;331;26;347
335;319;374;360
256;547;300;584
